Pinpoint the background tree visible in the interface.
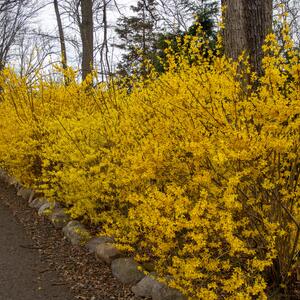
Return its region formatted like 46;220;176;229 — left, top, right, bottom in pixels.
274;0;300;48
221;0;273;75
155;1;218;72
0;0;40;71
57;0;115;81
13;30;56;82
114;0;218;76
0;0;26;13
80;0;93;80
114;0;159;77
99;0;111;81
156;0;218;33
54;0;68;73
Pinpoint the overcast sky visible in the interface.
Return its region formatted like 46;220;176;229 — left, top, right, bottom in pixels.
37;0;134;30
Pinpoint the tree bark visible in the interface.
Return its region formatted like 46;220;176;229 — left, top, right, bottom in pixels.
80;0;93;81
221;0;273;75
53;0;68;80
100;0;111;81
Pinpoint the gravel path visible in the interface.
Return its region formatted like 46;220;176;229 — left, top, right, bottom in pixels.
0;181;139;300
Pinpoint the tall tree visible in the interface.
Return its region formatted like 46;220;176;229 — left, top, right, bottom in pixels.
0;0;21;12
0;0;39;71
14;30;55;81
156;0;218;33
154;4;218;72
53;0;68;73
274;0;300;48
80;0;93;80
221;0;273;75
59;0;115;81
96;0;111;81
114;0;158;77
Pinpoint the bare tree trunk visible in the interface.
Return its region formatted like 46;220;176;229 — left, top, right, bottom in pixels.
100;0;111;82
222;0;273;75
80;0;93;81
141;4;146;76
53;0;68;82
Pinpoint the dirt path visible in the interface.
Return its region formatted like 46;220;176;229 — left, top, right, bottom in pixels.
0;187;73;300
0;181;138;300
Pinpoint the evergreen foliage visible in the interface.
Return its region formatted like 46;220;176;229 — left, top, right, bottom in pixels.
154;2;218;72
114;0;218;75
114;0;159;77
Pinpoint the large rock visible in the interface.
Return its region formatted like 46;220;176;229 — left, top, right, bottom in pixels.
38;201;58;217
28;191;35;202
111;258;145;284
85;236;114;253
7;176;19;187
50;208;70;229
0;169;9;182
29;197;49;209
62;221;91;246
131;275;161;298
95;242;120;264
0;170;19;187
151;281;187;300
17;187;34;201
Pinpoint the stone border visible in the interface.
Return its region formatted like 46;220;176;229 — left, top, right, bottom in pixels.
0;170;187;300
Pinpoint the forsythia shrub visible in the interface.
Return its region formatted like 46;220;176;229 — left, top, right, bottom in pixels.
0;26;299;299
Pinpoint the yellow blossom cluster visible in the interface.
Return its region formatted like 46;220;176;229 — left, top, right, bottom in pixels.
0;29;299;299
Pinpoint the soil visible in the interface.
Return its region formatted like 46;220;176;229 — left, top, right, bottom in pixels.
0;180;142;300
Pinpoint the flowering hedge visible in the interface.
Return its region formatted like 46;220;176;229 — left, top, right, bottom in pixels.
0;28;299;299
